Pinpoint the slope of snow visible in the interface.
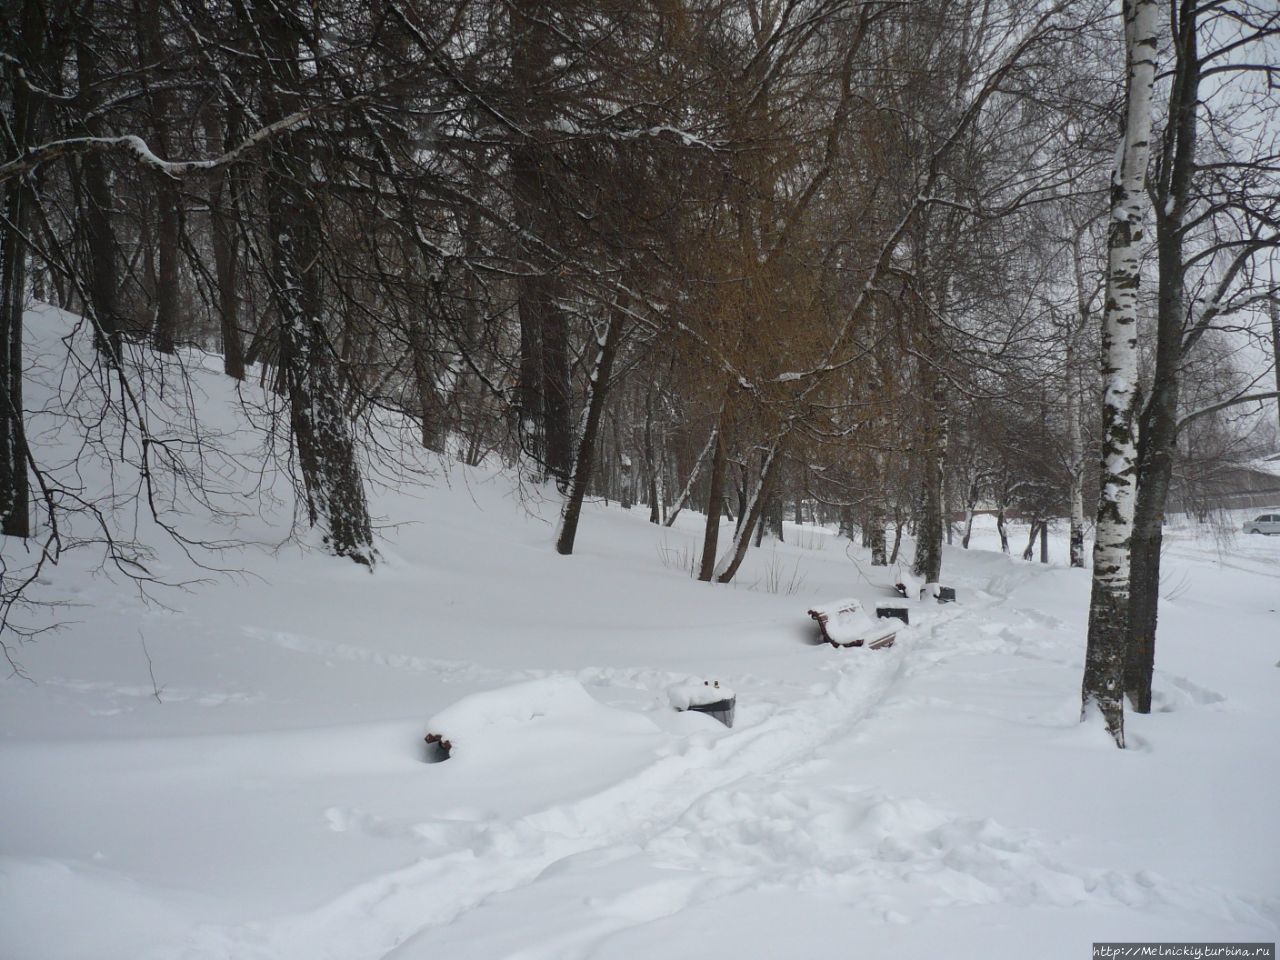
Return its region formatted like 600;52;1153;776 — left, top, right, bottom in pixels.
1;307;1277;959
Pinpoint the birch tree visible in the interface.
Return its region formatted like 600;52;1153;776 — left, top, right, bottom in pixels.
1081;0;1160;748
1126;0;1280;714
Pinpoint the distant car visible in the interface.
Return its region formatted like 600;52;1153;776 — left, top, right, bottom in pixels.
1243;513;1280;535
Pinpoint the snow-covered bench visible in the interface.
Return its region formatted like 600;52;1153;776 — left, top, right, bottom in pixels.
806;599;897;650
893;569;956;604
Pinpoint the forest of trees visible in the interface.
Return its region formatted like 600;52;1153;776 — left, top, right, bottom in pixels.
1;0;1277;746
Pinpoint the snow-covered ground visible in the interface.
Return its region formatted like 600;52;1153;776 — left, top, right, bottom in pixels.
2;308;1278;959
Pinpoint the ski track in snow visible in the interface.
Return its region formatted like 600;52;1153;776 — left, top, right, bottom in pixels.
156;580;1271;960
159;632;906;958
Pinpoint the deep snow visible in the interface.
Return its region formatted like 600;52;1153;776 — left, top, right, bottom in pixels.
1;307;1277;959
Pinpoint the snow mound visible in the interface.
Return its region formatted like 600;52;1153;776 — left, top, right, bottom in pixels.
425;678;660;761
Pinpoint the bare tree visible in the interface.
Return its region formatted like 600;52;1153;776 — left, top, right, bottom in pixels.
1082;0;1161;748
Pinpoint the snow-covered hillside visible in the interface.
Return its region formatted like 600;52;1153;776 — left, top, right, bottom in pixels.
2;308;1278;959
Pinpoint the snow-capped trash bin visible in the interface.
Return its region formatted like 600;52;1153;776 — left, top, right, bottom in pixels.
668;679;736;728
875;603;909;625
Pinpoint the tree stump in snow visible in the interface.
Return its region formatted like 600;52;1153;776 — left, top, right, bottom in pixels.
423;733;452;762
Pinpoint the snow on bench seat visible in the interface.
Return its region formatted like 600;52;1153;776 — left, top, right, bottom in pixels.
806;598;897;650
893;569;956;603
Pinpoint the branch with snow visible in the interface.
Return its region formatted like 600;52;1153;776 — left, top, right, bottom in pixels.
1176;391;1280;431
0;104;346;184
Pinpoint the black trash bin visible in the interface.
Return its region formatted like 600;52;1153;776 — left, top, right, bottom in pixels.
688;696;736;728
876;605;909;625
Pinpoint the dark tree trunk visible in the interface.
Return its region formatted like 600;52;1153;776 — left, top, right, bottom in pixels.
1;182;30;531
75;2;124;359
645;391;660;524
209;180;245;379
510;0;571;486
140;0;180;355
618;417;633;511
912;375;948;583
1126;6;1200;715
256;0;373;566
151;179;180;354
0;0;45;538
869;519;887;566
204;98;245;380
961;475;979;548
889;514;905;565
540;298;572;484
1022;520;1042;561
410;325;444;451
515;265;545;465
1271;296;1280;434
697;423;727;582
556;312;623;555
715;444;781;583
733;466;747;536
838;506;854;539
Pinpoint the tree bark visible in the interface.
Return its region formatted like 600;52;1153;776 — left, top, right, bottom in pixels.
1083;0;1160;748
697;422;727;582
510;0;571;486
1066;345;1086;568
0;0;43;538
1022;520;1041;561
556;311;624;555
75;1;124;359
256;0;374;566
1126;3;1200;715
665;424;716;527
869;518;887;566
209;184;244;378
1271;293;1280;434
714;442;782;583
912;371;948;584
645;390;660;524
206;96;246;380
410;325;444;451
139;0;181;354
961;474;979;548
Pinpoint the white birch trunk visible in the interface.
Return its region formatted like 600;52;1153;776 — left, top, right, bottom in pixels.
1082;0;1160;748
712;442;781;582
664;426;717;527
